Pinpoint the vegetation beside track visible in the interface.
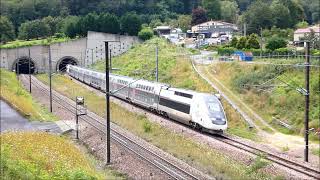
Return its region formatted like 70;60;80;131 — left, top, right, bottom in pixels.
90;38;257;140
0;37;71;49
0;132;121;179
205;61;320;141
37;74;282;179
0;69;56;121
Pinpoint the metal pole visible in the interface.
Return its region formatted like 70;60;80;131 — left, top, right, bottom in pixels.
304;41;310;162
28;48;31;93
104;41;111;164
156;44;159;82
76;103;79;139
110;49;112;73
260;27;263;58
48;46;53;112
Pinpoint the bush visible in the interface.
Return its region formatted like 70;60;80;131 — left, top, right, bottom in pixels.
138;28;153;41
266;37;287;51
236;36;247;49
143;121;152;133
246;34;260;49
217;47;236;55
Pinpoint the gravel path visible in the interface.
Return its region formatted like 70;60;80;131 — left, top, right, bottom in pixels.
66;75;319;179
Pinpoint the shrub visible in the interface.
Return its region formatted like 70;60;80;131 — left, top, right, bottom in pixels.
246;34;260;49
138;28;153;41
266;37;287;51
217;47;236;55
143;121;152;133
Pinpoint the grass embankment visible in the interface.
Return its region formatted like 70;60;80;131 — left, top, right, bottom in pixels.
91;38;257;140
36;73;280;179
205;62;320;141
0;69;56;121
0;132;121;179
0;37;71;49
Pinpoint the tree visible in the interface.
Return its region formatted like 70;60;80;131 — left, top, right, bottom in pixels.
18;19;50;40
221;0;239;23
271;1;291;29
0;16;15;43
98;13;120;34
120;12;142;36
236;36;247;49
245;33;260;49
138;27;153;40
282;0;305;27
230;36;238;48
191;7;208;26
266;37;287;51
243;0;274;34
42;16;62;36
295;21;309;29
202;0;221;20
177;15;191;32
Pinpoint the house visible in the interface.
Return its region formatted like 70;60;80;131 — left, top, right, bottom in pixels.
154;26;171;36
191;20;238;38
293;25;320;42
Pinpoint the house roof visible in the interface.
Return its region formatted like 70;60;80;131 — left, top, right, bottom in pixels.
294;25;320;34
192;20;236;27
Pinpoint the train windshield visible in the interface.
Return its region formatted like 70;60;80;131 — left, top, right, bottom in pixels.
204;97;225;120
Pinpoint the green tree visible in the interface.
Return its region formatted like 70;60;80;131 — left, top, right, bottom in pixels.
246;34;260;49
243;0;274;34
120;12;142;36
202;0;221;20
18;19;50;40
0;16;15;43
230;36;238;48
295;21;309;29
138;27;154;41
271;1;291;29
98;13;120;34
266;37;287;51
221;0;239;23
42;16;62;36
282;0;305;27
236;36;247;49
177;15;192;32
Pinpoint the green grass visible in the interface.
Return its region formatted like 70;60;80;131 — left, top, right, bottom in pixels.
207;62;320;141
36;74;278;179
0;69;57;121
0;37;72;49
312;148;320;157
0;132;121;179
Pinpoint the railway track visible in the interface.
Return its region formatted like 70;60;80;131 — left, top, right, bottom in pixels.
23;75;320;179
22;75;205;180
217;135;320;179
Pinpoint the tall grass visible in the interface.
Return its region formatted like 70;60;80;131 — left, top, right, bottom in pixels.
0;132;121;179
37;74;278;179
0;69;57;121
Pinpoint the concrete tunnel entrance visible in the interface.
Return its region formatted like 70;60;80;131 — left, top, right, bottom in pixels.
57;57;78;72
14;58;36;74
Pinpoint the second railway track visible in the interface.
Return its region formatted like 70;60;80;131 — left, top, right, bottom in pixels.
22;75;208;180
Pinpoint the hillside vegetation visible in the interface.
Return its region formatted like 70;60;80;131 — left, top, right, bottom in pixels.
0;69;56;121
0;132;119;179
90;38;257;140
209;62;320;140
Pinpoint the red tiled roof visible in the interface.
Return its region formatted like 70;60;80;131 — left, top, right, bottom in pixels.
294;26;320;34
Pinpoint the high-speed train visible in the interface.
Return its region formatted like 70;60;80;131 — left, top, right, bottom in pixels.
66;65;227;133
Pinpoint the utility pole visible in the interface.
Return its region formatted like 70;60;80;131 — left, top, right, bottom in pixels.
260;27;263;58
244;23;247;37
91;49;94;65
28;48;31;93
304;41;310;162
109;49;112;73
105;41;111;165
156;44;159;82
48;45;53;112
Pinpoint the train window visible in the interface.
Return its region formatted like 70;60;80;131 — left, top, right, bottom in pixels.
159;98;190;114
174;91;193;99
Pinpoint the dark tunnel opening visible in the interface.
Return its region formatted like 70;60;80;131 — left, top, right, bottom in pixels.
58;58;77;72
14;58;35;74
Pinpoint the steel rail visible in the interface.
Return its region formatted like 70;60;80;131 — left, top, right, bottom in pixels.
25;75;201;180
